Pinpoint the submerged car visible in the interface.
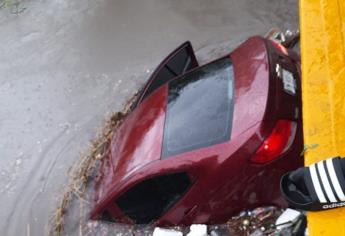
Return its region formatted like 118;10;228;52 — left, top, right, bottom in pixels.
91;32;303;226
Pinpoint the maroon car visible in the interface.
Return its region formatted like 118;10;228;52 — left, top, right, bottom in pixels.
90;35;303;226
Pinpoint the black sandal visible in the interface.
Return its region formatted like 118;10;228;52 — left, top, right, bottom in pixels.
281;157;345;211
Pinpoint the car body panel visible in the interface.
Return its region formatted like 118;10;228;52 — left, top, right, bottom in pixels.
94;87;167;206
231;36;269;138
91;36;304;226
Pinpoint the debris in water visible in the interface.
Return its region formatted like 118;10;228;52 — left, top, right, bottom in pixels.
187;225;207;236
49;90;141;235
275;208;302;230
153;227;183;236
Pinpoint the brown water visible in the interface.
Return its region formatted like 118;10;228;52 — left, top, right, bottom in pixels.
0;0;299;235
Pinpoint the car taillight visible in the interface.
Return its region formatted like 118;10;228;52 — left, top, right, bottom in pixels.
271;40;289;56
251;120;296;164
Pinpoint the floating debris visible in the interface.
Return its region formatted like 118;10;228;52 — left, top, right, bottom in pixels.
187;225;207;236
49;91;141;235
153;227;183;236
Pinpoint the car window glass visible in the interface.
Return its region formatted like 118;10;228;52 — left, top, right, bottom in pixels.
142;47;196;101
116;172;190;224
166;48;191;75
162;58;234;158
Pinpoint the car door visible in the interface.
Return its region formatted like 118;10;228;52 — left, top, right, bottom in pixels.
135;41;199;107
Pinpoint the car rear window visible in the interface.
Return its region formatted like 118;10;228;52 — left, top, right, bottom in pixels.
116;172;191;224
162;57;234;158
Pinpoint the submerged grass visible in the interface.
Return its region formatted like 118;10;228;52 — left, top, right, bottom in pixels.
49;91;140;236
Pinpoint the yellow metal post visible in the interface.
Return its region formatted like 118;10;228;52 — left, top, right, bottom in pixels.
301;0;345;234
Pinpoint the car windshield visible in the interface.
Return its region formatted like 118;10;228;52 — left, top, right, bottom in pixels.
162;57;234;158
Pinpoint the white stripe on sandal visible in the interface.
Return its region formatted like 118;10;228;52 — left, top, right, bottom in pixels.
317;161;337;202
309;164;327;203
326;158;345;201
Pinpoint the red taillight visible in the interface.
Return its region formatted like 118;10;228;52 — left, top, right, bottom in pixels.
251;120;296;164
271;40;289;56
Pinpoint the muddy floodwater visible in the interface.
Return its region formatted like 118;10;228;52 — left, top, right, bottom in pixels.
0;0;299;235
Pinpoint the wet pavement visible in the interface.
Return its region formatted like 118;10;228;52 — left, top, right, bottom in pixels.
0;0;298;235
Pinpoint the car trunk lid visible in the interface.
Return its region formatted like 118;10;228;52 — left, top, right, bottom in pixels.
230;36;270;138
